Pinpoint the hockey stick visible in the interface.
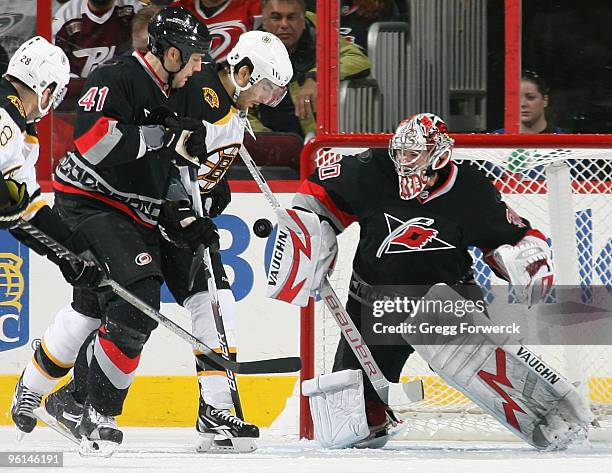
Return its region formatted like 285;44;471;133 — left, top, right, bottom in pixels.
237;147;424;406
15;220;301;375
187;168;244;420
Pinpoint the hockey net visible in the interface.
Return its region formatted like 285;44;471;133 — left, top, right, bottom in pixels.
300;134;612;441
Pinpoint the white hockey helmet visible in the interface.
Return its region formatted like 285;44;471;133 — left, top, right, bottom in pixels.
389;113;455;200
226;31;293;107
5;36;70;120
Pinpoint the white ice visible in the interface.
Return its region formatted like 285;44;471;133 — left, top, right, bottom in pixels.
2;427;612;473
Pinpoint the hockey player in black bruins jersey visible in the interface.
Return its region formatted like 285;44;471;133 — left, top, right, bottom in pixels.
10;27;293;454
158;31;293;453
268;113;594;450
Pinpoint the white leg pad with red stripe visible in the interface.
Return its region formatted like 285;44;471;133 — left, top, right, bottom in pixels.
411;285;595;450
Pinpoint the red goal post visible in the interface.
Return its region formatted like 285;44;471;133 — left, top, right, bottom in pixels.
298;132;612;440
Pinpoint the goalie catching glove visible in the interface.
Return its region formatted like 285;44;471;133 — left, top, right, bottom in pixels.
266;208;337;306
485;231;554;307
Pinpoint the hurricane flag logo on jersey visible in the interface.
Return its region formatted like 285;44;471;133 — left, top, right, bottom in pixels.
0;232;29;352
376;214;455;258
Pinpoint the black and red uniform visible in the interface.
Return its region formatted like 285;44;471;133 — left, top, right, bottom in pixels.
54;51;179;415
294;149;546;403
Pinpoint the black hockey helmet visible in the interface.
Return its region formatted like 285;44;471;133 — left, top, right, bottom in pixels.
148;6;211;68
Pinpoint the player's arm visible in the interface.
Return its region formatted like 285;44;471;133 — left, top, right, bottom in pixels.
72;67;149;167
73;67;205;169
467;174;553;305
0;107;30;227
266;153;362;306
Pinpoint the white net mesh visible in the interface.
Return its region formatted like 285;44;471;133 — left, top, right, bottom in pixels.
308;145;612;441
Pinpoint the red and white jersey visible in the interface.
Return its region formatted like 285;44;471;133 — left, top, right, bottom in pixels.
172;0;261;63
52;0;143;80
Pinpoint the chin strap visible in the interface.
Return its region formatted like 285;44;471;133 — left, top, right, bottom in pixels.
228;65;253;105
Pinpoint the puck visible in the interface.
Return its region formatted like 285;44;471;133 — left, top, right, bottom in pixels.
253;218;273;238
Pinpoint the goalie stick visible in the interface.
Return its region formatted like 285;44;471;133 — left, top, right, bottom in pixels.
15;220;301;375
186;167;245;420
237;147;424;407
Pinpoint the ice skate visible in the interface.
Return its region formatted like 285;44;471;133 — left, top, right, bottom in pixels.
353;401;406;449
10;373;43;440
78;401;123;457
33;381;82;445
195;396;259;453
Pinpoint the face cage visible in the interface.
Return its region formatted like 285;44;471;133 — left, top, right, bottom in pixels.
390;143;435;177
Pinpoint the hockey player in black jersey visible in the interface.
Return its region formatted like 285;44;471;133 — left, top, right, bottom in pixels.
267;113;594;450
159;30;293;452
9;7;214;457
11;29;293;454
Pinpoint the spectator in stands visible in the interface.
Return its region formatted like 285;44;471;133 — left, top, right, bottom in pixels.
519;70;562;134
250;0;371;139
339;0;402;52
171;0;262;63
130;5;163;54
495;70;562;134
492;71;566;178
52;0;143;111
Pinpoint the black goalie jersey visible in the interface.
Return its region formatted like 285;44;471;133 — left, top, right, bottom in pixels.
54;51;176;227
294;149;545;287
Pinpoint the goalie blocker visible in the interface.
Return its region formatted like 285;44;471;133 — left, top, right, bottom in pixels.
266;208;337;306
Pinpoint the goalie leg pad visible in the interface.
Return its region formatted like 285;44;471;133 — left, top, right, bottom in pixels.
410;284;594;450
302;370;370;449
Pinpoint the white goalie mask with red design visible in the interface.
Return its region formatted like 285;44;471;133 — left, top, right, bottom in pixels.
388;113;455;200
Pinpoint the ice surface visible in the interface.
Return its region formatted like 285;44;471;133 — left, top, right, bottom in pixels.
2;427;612;473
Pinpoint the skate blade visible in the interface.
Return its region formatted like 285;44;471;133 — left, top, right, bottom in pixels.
353;420;408;449
196;434;257;454
15;428;26;442
79;438;118;457
33;407;80;446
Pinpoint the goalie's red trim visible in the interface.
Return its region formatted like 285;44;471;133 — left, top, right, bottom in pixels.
276;209;312;303
297;180;357;229
525;228;547;242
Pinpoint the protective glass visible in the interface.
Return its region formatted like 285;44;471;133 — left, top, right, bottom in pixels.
249;78;287;107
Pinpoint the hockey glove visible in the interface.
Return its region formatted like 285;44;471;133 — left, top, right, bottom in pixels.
142;117;207;169
143;106;176;126
202;177;231;218
57;251;106;289
0;178;29;229
486;232;554;307
159;201;220;252
162;117;207;169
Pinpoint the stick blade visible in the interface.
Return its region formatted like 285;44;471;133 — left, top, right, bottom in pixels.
236;356;302;374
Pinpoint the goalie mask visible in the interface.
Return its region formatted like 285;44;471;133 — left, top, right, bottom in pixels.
389;113;454;200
